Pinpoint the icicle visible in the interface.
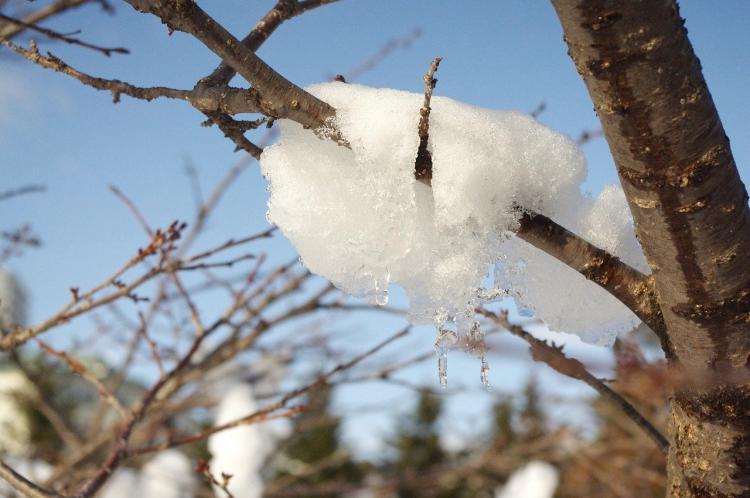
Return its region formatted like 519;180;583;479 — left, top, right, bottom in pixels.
480;355;491;391
465;321;491;390
372;272;390;306
434;324;457;389
437;352;448;389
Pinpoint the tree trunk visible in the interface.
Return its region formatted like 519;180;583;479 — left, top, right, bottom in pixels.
550;1;750;496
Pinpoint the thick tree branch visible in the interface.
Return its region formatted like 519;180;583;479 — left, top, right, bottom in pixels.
552;1;750;494
198;0;340;89
516;211;669;353
125;0;337;133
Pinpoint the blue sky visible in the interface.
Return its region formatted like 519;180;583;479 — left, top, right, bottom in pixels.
2;0;749;456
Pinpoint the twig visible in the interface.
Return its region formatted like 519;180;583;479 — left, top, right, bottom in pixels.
0;13;128;56
335;28;422;82
37;340;128;419
478;308;669;454
109;185;153;236
530;101;547;118
0;38;263;113
0;459;62;498
0;0;91;40
415;56;441;184
130;326;410;456
576;128;604;145
0;184;46;201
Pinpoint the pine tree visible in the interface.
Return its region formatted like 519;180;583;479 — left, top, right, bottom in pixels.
274;383;363;497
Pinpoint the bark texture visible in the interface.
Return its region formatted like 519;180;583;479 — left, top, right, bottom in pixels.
551;1;750;496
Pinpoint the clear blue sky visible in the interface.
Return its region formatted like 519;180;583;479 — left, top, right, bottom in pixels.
2;0;749;456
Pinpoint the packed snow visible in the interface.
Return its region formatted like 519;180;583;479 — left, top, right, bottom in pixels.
495;461;559;498
260;83;647;366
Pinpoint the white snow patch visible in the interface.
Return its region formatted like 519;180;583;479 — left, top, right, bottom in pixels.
208;383;267;498
101;450;195;498
260;83;647;347
0;369;34;457
140;450;196;498
495;461;559;498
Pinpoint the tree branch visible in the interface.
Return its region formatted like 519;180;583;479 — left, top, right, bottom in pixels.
478;308;669;454
0;38;264;114
125;0;337;133
0;459;62;498
0;0;93;40
551;2;750;492
0;13;128;56
198;0;340;88
516;211;669;353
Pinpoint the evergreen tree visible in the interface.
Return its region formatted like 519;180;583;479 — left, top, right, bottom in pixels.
389;390;448;497
275;383;363;497
519;376;545;442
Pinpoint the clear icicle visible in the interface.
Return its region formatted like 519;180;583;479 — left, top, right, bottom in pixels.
437;352;448;389
434;325;457;389
372;273;390;306
480;355;491;391
466;321;491;390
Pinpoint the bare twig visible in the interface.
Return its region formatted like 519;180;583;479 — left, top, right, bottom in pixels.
130;326;410;456
0;459;62;498
0;184;46;201
478;308;669;454
0;0;91;40
37;340;128;419
0;13;128;55
415;56;441;184
0;38;263;113
335;28;422;82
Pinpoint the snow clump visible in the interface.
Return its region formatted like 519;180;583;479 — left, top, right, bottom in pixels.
209;382;267;498
260;83;647;355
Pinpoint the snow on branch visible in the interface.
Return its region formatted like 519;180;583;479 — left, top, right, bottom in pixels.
261;82;653;348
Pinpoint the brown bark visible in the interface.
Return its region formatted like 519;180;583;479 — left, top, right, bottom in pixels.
125;0;336;131
551;1;750;495
517;212;668;352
